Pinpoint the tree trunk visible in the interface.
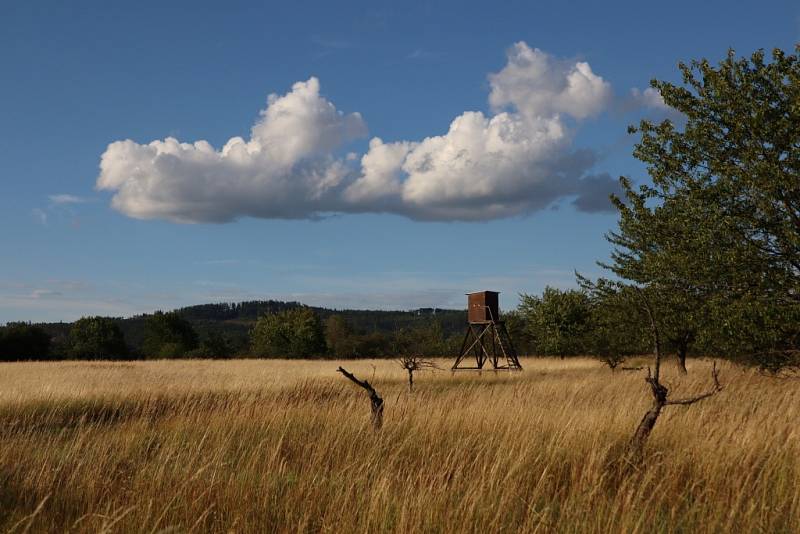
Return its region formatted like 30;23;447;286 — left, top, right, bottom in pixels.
407;369;414;392
370;396;384;430
630;378;668;454
337;367;384;430
678;345;688;374
677;344;688;374
631;290;667;456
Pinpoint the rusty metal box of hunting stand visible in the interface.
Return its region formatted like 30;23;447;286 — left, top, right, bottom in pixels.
467;291;499;324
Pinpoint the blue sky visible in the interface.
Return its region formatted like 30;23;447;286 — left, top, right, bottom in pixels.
1;0;797;323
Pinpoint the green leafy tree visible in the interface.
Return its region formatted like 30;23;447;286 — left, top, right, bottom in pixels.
518;287;593;357
602;178;720;372
393;321;448;358
143;312;198;358
351;332;392;358
186;331;234;359
0;322;51;360
324;315;358;358
577;278;649;371
622;46;800;371
502;310;534;355
251;307;326;358
68;316;127;359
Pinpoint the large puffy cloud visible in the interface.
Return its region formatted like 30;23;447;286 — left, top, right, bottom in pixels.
97;78;366;222
345;43;613;220
97;42;620;223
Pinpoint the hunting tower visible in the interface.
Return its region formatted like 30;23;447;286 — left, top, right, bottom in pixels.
452;291;522;371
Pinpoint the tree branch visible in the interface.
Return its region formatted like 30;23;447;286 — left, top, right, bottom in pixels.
665;361;723;406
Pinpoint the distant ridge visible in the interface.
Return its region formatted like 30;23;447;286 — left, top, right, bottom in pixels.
33;299;466;356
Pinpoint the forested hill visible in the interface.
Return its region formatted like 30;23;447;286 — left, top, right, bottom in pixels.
173;300;466;347
33;300;467;357
175;300;464;329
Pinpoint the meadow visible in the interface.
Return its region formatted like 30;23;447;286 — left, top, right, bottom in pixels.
0;357;797;533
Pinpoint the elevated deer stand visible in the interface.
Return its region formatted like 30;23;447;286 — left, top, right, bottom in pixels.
451;291;522;371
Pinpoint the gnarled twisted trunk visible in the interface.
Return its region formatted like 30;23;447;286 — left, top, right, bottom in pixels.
630;376;668;453
628;288;722;457
337;367;384;430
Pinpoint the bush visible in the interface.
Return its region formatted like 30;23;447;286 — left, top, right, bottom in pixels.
0;322;51;360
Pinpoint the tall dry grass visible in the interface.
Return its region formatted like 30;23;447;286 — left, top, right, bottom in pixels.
0;357;797;533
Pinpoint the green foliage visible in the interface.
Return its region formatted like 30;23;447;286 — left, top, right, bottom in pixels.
0;323;50;360
577;279;650;369
324;315;358;358
514;283;648;367
632;47;800;299
518;287;593;357
28;301;468;360
251;307;327;358
502;310;535;355
697;294;800;371
393;321;450;357
323;314;460;359
603;177;715;368
68;317;127;359
349;332;394;358
143;312;199;358
185;331;234;359
597;45;800;371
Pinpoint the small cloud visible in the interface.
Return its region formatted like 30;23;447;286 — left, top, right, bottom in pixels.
32;208;47;225
45;279;91;291
49;194;90;205
406;48;442;60
30;289;62;299
624;87;684;123
628;87;669;111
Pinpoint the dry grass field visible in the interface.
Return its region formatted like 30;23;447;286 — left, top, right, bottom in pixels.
0;357;798;533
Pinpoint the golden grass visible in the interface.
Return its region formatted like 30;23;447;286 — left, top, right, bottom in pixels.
0;357;797;533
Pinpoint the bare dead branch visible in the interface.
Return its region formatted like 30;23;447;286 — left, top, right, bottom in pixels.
665;361;723;406
630;360;724;457
396;355;438;371
337;367;384;430
396;355;438;392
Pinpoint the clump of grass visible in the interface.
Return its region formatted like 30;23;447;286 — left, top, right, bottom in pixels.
0;358;797;532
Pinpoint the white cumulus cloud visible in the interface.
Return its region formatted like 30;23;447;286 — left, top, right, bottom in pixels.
49;194;89;204
97;42;620;223
97;78;366;223
488;42;612;120
629;86;669;110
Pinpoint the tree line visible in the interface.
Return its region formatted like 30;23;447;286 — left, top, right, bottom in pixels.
0;307;471;361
